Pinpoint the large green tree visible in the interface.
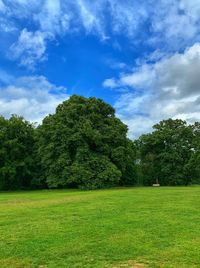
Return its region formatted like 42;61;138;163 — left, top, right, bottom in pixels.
137;119;194;186
0;115;36;190
36;95;136;189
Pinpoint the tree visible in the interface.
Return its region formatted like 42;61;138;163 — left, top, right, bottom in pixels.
184;122;200;184
137;119;194;186
0;115;36;190
37;95;137;189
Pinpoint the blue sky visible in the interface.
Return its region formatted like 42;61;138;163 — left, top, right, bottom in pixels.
1;0;200;138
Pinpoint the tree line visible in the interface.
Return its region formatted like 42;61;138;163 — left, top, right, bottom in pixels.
0;95;200;190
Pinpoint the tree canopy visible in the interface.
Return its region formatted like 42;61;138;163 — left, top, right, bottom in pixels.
1;95;200;191
137;119;197;186
36;95;137;189
0;115;36;190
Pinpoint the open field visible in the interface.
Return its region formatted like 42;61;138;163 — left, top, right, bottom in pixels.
0;187;200;268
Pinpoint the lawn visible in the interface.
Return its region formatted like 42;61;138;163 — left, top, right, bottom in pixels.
0;187;200;268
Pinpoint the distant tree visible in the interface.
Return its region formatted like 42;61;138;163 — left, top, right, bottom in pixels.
5;99;200;190
137;119;194;186
37;95;137;189
184;122;200;184
0;115;36;190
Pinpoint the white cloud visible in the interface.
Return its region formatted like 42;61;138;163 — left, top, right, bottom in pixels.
109;0;148;37
77;0;98;31
104;43;200;138
0;75;69;122
0;0;6;12
180;0;200;21
150;2;198;46
103;78;119;89
34;0;71;35
1;0;200;67
75;0;108;40
10;29;52;69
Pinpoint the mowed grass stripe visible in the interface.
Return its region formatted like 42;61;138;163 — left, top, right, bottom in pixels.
0;187;200;267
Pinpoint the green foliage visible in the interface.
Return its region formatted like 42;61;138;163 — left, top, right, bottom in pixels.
137;119;195;186
0;115;36;190
36;95;136;189
184;122;200;184
1;96;200;190
68;154;121;189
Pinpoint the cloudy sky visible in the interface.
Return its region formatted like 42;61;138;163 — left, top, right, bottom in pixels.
1;0;200;138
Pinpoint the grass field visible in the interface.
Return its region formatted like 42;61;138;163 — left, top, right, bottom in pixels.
0;187;200;268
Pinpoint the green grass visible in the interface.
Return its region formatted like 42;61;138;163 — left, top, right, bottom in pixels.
0;187;200;268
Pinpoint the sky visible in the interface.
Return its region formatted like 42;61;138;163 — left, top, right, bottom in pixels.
1;0;200;138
